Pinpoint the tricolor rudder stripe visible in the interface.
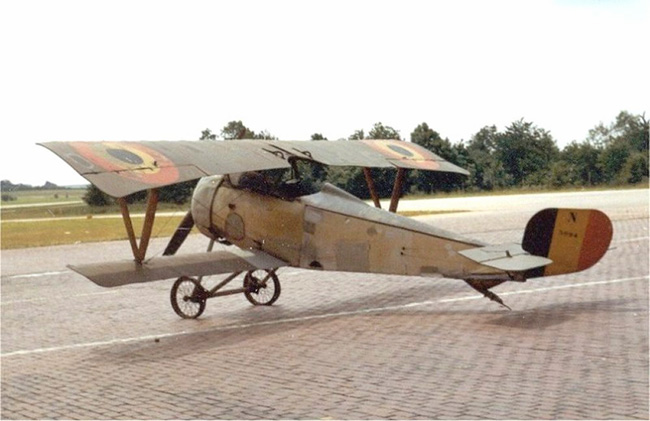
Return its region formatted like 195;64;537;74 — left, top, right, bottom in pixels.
522;208;613;278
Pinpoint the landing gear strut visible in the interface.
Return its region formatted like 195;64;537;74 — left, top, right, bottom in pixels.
170;269;281;319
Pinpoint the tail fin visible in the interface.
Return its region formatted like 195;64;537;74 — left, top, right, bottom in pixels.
523;208;613;278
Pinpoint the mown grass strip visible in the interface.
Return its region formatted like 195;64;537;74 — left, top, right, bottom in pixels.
1;215;191;250
397;210;469;217
1;189;86;205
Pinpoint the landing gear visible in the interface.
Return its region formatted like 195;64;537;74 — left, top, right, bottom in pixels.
170;269;281;319
244;269;281;306
170;276;207;319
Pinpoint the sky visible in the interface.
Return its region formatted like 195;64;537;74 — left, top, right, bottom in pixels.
1;0;648;187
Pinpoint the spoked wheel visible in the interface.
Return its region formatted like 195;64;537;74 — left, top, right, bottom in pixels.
171;276;207;319
244;269;281;306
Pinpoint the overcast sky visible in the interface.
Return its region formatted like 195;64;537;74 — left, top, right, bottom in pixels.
1;0;647;186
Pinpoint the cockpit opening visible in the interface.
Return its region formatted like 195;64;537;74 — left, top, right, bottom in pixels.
227;159;325;200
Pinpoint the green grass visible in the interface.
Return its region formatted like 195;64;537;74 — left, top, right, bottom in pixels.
1;215;192;249
397;210;470;217
1;188;86;204
1;189;194;249
1;200;191;221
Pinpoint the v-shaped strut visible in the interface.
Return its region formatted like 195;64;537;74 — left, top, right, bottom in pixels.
118;189;158;263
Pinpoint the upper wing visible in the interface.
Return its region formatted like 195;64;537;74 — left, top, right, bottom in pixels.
39;140;291;198
266;140;469;173
40;139;469;198
69;248;288;288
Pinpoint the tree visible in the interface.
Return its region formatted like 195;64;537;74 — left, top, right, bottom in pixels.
368;122;401;140
609;111;649;152
199;128;216;140
220;121;257;140
599;139;632;183
158;180;198;204
465;125;510;190
494;119;559;186
83;184;113;206
589;111;649;183
219;121;277;140
618;152;648;184
557;140;602;186
348;129;365;140
256;130;277;140
639;113;650;152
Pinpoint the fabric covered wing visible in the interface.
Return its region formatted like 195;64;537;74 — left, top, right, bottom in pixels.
69;248;288;288
39;140;292;198
40;139;469;198
279;139;470;174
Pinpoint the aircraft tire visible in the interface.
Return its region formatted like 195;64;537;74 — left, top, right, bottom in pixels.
171;276;207;319
244;269;281;306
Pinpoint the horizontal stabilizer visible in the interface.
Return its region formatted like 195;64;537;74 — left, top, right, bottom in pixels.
459;243;553;272
69;248;287;288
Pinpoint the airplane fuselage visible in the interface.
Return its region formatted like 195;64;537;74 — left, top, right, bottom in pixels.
191;175;504;280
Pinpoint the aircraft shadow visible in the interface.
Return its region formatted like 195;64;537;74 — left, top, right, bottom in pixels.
88;278;641;363
482;297;642;330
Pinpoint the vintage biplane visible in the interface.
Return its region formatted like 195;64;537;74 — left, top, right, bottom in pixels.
40;139;613;318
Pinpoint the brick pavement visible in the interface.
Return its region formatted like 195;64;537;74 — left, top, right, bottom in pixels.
1;195;648;419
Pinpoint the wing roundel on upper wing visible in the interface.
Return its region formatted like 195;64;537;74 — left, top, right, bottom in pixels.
40;140;292;197
40;139;469;198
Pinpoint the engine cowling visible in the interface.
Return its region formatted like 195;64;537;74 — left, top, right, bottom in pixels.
191;175;224;240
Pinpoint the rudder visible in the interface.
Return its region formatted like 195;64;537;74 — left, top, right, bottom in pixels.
522;208;613;278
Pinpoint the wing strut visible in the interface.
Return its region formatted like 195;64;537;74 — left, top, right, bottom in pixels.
363;167;407;213
389;167;406;213
118;189;158;263
363;167;382;209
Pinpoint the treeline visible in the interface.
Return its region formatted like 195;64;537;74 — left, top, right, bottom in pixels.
83;110;648;205
1;180;62;192
1;180;63;202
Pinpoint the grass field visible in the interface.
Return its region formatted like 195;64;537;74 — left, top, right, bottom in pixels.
1;188;86;205
1;214;191;249
1;189;194;249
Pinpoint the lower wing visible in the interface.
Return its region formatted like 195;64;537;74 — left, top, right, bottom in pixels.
70;248;287;288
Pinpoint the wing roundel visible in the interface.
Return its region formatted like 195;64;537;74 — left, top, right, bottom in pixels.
39;140;291;197
40;139;469;198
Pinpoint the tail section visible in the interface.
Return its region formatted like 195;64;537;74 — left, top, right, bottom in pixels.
523;208;613;278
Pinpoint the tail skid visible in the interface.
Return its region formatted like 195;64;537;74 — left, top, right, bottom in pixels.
464;279;511;310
